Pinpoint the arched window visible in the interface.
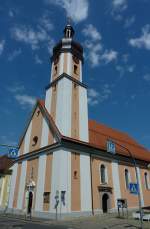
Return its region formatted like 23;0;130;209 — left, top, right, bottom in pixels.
125;169;129;189
100;164;106;184
144;172;149;189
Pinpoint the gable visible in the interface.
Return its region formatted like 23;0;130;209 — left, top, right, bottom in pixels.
19;101;60;156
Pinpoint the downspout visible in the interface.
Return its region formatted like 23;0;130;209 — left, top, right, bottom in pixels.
90;153;94;215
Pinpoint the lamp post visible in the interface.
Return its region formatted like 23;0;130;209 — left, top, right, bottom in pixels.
111;140;143;229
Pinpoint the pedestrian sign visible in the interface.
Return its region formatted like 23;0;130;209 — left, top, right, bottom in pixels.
129;183;138;195
8;148;18;159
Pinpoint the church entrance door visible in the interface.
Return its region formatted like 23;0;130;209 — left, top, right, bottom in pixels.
102;193;109;213
27;191;33;214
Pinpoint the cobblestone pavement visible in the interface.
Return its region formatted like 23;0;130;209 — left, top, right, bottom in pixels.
0;213;150;229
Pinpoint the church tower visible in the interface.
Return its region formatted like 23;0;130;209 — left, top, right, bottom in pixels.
45;22;89;142
45;23;92;214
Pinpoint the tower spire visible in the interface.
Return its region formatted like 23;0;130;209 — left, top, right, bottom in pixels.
64;17;75;38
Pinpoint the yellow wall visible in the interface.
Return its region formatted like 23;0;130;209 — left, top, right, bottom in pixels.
0;174;11;209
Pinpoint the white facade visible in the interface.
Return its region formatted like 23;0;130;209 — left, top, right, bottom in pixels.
80;153;92;212
55;77;72;137
112;161;121;208
50;149;71;213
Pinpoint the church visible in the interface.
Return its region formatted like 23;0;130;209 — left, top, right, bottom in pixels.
7;23;150;218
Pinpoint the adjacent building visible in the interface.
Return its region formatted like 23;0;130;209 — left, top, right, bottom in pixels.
0;156;13;210
8;23;150;218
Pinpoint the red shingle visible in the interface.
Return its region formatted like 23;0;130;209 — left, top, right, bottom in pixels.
89;120;150;162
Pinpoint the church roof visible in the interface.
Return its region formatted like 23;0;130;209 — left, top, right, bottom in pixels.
40;100;150;162
89;120;150;162
18;99;150;163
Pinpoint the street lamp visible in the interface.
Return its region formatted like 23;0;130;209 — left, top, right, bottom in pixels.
110;140;143;229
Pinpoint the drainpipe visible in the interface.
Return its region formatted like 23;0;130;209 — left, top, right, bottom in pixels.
90;153;94;215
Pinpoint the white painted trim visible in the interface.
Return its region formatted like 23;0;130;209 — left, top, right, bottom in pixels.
137;167;144;207
80;153;92;211
67;53;72;76
45;88;52;113
59;53;64;76
79;86;89;142
50;149;71;213
0;177;5;206
8;164;18;208
40;117;49;148
50;63;54;83
23;121;32;154
35;155;47;211
55;78;72;137
148;173;150;189
17;161;27;209
112;161;121;208
79;60;82;82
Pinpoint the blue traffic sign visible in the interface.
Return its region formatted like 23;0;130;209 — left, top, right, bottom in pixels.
129;183;139;195
8;148;18;159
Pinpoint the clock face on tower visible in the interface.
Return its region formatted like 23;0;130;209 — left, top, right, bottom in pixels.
73;55;79;64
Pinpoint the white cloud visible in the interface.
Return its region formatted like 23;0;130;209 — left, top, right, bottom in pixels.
116;64;135;77
8;49;22;61
39;14;54;31
82;24;101;41
15;94;36;108
122;54;129;63
11;24;54;51
88;88;99;106
7;84;25;93
0;135;17;147
129;25;150;50
7;83;36;109
9;10;14;17
0;40;5;55
101;50;118;64
85;42;102;67
124;16;135;28
111;0;128;21
127;65;135;73
88;85;112;106
116;65;125;77
83;24;118;67
99;84;112;102
112;0;128;11
35;55;43;64
144;74;150;81
46;0;89;23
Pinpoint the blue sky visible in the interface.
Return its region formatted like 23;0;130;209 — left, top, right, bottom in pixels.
0;0;150;154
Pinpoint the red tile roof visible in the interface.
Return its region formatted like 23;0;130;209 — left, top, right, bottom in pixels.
34;100;150;163
89;120;150;162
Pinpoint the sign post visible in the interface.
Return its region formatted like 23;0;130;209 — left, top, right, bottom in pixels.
55;190;59;220
108;139;143;229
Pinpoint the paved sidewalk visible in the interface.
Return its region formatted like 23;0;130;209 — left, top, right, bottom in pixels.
0;212;150;229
